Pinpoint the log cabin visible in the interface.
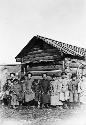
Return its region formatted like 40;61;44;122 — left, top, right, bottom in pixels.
15;35;86;77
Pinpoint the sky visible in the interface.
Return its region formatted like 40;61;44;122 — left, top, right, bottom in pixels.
0;0;86;64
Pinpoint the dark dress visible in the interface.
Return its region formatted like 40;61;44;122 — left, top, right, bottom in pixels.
11;83;23;106
31;80;40;102
39;79;51;105
3;83;12;106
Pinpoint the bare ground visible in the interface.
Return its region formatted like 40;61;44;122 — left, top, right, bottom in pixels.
0;104;82;125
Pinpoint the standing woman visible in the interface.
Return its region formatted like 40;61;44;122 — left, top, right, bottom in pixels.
11;79;21;108
60;72;69;109
50;75;63;107
39;74;51;108
3;79;12;107
31;79;40;107
24;73;35;105
79;76;86;104
17;77;25;107
20;76;26;105
77;76;82;104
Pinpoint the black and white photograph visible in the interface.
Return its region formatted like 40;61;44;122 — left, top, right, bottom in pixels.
0;0;86;125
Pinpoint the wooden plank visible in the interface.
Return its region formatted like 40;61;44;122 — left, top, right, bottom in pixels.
23;58;63;64
28;50;43;54
26;48;60;56
24;52;51;59
27;65;63;71
23;53;61;61
45;48;60;53
29;70;62;77
25;50;61;58
23;55;54;62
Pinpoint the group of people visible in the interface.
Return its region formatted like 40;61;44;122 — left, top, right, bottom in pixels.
0;71;83;109
50;72;82;109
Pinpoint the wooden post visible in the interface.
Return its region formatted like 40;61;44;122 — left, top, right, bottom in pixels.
77;67;79;78
24;67;26;75
62;60;65;71
82;66;84;79
85;50;86;61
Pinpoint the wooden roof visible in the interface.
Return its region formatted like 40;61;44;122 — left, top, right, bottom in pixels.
15;35;86;59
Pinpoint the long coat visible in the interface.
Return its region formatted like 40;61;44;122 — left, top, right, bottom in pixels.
39;79;51;104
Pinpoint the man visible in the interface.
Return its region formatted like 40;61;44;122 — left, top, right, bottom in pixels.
39;73;51;108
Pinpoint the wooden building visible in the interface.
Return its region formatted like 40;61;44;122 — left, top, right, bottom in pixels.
15;35;86;77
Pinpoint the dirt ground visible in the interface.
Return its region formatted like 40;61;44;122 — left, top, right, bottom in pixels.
0;104;82;125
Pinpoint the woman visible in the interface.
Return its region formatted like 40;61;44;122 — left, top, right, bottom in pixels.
59;72;69;109
51;75;63;107
31;79;40;107
20;76;26;105
79;76;86;104
24;74;35;105
11;79;22;108
3;79;12;107
39;74;51;108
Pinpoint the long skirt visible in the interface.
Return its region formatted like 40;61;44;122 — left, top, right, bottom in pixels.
69;91;73;102
74;91;78;102
51;93;63;106
80;90;86;104
59;91;69;101
3;95;11;106
41;93;50;104
64;91;69;101
69;91;78;103
25;92;35;102
34;92;40;102
11;94;19;106
59;92;65;101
